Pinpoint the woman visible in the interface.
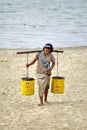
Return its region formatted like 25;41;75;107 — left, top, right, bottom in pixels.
26;43;55;106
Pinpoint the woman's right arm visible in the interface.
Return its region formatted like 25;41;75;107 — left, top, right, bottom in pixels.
26;59;37;68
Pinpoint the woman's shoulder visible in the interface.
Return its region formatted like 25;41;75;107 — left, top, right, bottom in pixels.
50;53;54;57
50;53;55;61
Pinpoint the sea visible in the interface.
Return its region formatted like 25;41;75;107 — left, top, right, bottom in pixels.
0;0;87;49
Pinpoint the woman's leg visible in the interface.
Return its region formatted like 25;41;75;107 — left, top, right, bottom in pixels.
44;84;49;102
38;95;44;106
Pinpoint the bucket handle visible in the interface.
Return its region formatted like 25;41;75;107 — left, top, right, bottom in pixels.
57;52;58;76
27;54;29;77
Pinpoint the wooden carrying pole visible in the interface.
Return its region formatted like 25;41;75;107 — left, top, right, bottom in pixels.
17;50;63;54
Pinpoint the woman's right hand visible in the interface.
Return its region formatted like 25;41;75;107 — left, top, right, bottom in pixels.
26;64;29;68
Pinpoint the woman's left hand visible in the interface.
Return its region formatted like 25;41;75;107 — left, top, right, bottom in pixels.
47;69;51;76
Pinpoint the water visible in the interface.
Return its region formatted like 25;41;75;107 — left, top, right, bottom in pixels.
0;0;87;49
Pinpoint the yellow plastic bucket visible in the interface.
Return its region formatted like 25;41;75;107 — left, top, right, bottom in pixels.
51;76;65;94
21;77;35;95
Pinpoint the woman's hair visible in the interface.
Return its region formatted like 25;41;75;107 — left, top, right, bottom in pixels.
43;43;53;52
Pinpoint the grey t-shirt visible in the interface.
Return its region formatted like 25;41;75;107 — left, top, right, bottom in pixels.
34;52;55;74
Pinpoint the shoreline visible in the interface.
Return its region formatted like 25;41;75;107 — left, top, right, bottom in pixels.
0;45;87;50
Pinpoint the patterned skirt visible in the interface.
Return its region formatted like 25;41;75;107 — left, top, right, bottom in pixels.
36;73;50;96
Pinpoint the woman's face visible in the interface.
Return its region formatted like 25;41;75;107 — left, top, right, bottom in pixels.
44;48;51;55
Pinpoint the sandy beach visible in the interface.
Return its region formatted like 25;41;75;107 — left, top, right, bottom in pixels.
0;46;87;130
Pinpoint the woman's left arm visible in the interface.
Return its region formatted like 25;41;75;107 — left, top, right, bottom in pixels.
50;61;55;71
47;61;55;76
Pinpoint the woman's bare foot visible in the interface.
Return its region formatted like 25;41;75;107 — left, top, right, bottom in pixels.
38;103;44;106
